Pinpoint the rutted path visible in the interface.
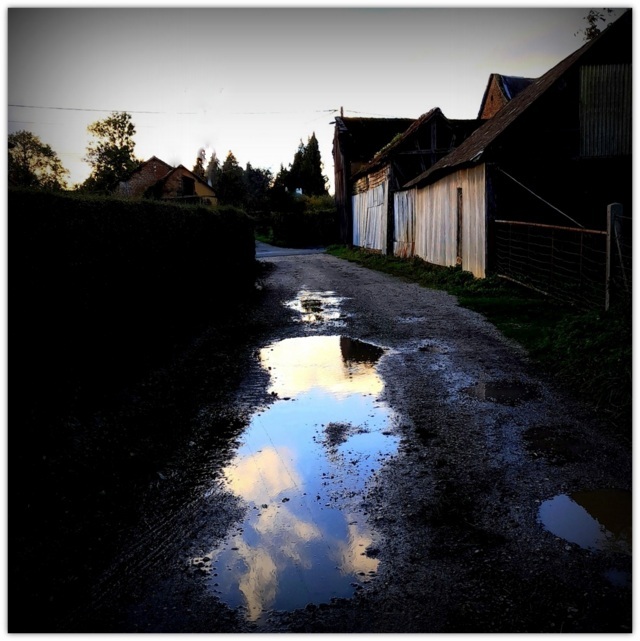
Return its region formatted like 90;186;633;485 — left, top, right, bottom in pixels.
70;248;631;632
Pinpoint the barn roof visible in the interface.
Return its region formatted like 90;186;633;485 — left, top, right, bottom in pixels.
350;108;442;179
404;10;631;190
350;109;483;181
333;116;416;163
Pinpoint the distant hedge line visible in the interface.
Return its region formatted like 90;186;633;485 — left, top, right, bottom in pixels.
12;188;257;399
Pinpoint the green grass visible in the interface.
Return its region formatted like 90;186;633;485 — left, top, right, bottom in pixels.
326;245;631;436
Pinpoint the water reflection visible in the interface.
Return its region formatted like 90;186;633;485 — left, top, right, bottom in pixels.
201;336;398;622
538;490;632;554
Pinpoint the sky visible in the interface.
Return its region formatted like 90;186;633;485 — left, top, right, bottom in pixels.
7;3;630;194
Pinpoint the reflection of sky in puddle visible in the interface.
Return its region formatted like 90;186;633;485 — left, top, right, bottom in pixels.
538;490;632;554
285;290;346;325
201;336;398;623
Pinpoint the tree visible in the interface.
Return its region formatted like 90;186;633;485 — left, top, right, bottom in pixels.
285;140;305;193
192;147;206;180
216;151;246;207
282;133;328;196
205;151;221;189
82;111;139;193
300;132;328;196
577;8;615;41
8;130;69;190
244;162;273;213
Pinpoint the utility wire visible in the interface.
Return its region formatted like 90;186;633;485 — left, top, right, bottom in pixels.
9;104;197;115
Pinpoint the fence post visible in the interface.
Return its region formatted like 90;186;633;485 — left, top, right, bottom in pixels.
606;203;623;311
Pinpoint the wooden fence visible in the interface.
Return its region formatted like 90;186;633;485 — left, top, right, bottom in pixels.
494;204;631;310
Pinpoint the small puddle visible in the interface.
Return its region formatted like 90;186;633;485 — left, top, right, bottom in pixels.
198;335;398;623
285;290;346;325
538;490;632;554
462;381;539;405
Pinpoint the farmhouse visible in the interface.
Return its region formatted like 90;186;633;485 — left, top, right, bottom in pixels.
118;156;218;206
397;9;631;283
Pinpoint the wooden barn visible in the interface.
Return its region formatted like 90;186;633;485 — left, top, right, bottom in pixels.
332;115;415;244
397;10;631;280
118;156;218;206
349;108;480;256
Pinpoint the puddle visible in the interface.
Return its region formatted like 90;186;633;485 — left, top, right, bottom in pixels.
198;335;398;623
462;381;539;405
538;490;631;554
285;290;346;325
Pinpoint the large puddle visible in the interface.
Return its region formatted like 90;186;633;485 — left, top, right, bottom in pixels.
196;335;398;623
538;490;632;555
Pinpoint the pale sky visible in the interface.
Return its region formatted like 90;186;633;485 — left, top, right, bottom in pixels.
7;3;629;193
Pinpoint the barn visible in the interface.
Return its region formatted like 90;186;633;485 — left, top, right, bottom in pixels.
398;10;631;280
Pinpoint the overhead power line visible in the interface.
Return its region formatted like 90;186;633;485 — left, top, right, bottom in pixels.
9;104;197;115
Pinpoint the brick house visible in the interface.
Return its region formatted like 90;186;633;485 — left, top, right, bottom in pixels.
118;156;218;206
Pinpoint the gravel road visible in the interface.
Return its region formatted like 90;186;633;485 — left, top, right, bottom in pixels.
65;248;631;633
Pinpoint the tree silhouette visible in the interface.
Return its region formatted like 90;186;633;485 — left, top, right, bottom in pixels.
82;111;139;193
216;151;246;207
192;147;206;179
576;8;614;41
9;130;68;190
300;132;328;196
205;151;221;189
283;133;328;196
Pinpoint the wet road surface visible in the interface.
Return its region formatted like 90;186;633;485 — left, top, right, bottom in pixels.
70;244;631;632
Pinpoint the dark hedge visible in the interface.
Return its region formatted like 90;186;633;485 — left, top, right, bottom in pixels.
12;188;257;403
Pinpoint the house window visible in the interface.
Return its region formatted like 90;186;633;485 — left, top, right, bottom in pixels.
181;176;195;197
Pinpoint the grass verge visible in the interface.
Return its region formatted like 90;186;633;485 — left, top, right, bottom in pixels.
326;246;631;437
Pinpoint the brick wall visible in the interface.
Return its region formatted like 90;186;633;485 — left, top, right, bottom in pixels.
479;76;508;119
120;159;172;197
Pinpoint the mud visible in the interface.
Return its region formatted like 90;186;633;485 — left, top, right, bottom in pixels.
50;248;631;632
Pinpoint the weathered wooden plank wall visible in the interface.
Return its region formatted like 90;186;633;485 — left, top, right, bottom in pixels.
407;164;487;277
393;189;415;258
352;183;388;253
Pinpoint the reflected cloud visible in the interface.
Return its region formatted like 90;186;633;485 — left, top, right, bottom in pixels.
261;335;384;398
334;514;379;577
234;538;278;621
225;446;300;505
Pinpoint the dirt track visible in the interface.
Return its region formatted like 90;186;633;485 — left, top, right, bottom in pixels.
63;248;631;632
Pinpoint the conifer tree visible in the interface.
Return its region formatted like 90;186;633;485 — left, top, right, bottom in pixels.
205;151;221;189
216;151;246;207
301;132;328;196
192;148;206;179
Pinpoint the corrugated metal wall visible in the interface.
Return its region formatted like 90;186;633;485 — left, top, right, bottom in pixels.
394;190;415;257
580;64;632;157
409;164;486;277
352;182;388;253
